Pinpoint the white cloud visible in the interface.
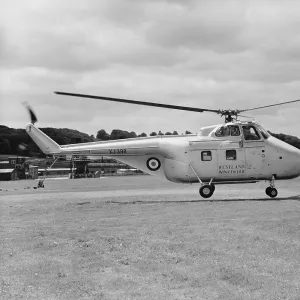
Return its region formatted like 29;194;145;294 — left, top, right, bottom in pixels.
1;0;300;137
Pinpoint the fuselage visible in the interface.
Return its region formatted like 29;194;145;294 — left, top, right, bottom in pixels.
26;121;300;184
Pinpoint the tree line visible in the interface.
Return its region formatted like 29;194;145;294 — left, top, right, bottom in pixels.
0;125;193;156
96;129;192;140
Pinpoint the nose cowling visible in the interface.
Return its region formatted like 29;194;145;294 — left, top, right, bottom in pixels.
268;136;300;179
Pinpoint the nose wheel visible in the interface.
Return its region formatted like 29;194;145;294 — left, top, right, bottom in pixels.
265;187;278;198
199;184;215;198
265;176;278;198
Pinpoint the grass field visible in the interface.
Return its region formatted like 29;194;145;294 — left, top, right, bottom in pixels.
1;176;300;299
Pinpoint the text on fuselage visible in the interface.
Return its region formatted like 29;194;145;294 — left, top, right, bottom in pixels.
109;149;127;154
218;164;246;175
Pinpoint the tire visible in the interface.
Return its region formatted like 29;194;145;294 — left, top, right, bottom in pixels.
268;187;278;198
265;187;272;196
199;185;214;198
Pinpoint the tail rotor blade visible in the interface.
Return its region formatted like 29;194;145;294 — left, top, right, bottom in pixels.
23;102;38;124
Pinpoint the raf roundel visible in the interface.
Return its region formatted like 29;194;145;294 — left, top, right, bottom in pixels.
146;157;161;171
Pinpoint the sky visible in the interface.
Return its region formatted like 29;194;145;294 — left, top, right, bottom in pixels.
1;0;300;136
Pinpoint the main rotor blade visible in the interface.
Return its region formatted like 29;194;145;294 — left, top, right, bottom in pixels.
237;114;253;118
239;98;300;113
54;91;220;114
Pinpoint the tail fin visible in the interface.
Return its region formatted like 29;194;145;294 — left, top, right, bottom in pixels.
26;124;61;155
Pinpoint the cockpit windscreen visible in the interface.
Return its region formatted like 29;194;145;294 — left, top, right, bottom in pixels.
215;125;240;137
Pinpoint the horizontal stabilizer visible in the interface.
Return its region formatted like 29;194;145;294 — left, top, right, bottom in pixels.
25;124;61;154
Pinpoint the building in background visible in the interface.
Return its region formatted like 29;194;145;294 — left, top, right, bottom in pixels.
0;154;144;180
0;169;18;181
38;168;77;178
0;155;27;180
27;165;39;179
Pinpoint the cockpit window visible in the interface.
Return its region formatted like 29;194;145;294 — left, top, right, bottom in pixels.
256;124;270;139
229;125;240;136
215;126;230;137
215;125;240;137
242;125;261;140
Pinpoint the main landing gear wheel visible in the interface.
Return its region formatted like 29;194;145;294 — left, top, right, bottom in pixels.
265;187;278;198
199;185;215;198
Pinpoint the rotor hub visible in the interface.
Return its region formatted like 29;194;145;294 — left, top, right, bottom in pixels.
220;110;240;123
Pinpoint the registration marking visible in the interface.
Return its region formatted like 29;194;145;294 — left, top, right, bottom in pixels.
109;149;127;154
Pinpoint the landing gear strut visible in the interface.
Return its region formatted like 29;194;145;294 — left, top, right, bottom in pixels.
189;165;215;198
265;176;278;198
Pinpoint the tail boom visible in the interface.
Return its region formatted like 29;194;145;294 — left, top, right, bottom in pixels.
26;124;160;157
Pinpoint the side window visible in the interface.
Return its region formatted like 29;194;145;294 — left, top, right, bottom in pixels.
201;151;212;161
229;125;240;136
242;126;261;140
215;126;230;137
226;150;236;160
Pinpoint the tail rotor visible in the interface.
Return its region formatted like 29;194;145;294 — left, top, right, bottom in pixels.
23;102;38;124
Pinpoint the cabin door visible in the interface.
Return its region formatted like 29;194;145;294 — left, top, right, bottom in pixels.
244;143;266;178
188;149;218;179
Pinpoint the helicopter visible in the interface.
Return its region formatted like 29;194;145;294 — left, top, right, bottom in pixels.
25;92;300;198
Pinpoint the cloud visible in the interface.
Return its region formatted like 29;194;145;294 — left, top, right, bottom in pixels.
145;1;248;54
1;0;300;137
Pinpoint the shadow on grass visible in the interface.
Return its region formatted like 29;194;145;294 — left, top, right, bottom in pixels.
106;195;300;205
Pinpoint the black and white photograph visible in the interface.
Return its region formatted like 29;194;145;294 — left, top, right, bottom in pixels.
1;0;300;299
